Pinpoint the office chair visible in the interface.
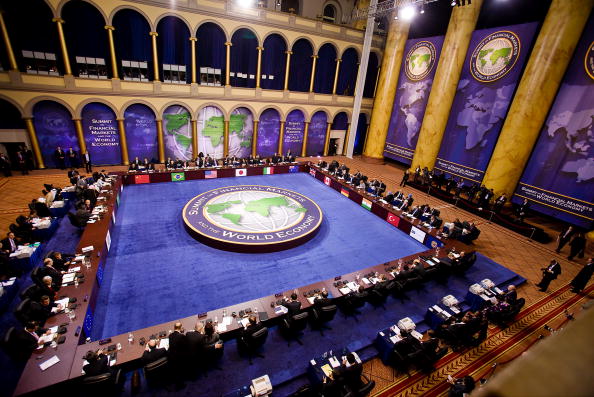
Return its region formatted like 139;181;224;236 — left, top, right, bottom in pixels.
143;356;169;388
81;368;123;396
14;298;32;324
311;304;337;336
20;284;41;301
343;374;376;397
282;312;309;346
30;267;43;286
241;326;268;365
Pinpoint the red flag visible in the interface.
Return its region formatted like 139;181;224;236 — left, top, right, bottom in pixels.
134;174;150;184
386;213;400;227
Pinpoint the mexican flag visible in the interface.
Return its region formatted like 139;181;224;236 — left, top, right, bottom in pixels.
171;172;185;181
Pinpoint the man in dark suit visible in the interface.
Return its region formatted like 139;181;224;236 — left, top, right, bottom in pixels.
141;339;167;365
54;147;66;169
74;203;91;225
83;349;111;376
568;232;586;261
242;315;264;340
67;148;78;168
27;295;61;325
41;258;64;287
314;290;333;307
1;232;18;254
16;149;28;175
501;285;517;304
282;293;302;316
185;322;206;360
12;321;48;353
556;225;575;253
536;260;561;292
570;258;594;293
333;353;363;391
168;322;188;385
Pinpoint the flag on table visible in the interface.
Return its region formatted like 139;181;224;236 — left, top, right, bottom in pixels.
324;176;331;186
289;165;299;173
134;174;150;184
361;198;372;211
309;168;316;177
236;168;247;177
205;170;217;179
340;187;350;198
386;213;400;227
171;172;185;182
263;167;274;175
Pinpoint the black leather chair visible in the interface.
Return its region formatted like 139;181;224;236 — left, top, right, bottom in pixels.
311;304;337;336
14;298;32;324
30;267;43;287
241;326;268;365
81;368;123;396
343;374;375;397
282;312;309;346
143;356;169;388
67;212;86;230
20;284;41;301
341;293;366;321
366;289;387;309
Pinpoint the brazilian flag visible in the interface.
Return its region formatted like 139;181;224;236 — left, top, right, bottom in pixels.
171;172;185;182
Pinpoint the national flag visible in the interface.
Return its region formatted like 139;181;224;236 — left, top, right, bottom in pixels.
361;198;372;211
386;213;400;227
341;187;349;198
134;174;150;184
171;172;185;181
205;170;217;179
309;168;316;177
236;168;247;177
324;176;331;186
289;165;299;173
263;167;274;175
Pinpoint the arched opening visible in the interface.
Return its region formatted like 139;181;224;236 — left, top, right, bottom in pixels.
0;99;27;170
163;105;192;160
364;52;379;98
281;0;300;14
261;34;287;90
230;28;258;88
353;113;368;155
196;23;226;86
2;0;61;75
229;107;254;158
322;4;337;23
256;108;281;158
124;104;159;163
314;43;337;94
329;111;348;155
156;16;190;84
32;100;79;167
197;106;225;159
81;103;121;165
113;9;152;81
337;48;358;96
307;111;328;156
288;39;313;92
284;109;305;156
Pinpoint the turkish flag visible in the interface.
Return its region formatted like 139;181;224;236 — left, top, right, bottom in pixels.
386;213;400;227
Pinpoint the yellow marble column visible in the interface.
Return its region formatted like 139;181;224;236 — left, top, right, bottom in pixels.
483;0;594;197
117;119;129;165
278;121;286;154
149;32;159;81
189;37;197;84
411;0;483;170
373;66;381;97
191;120;198;158
73;119;87;155
309;55;319;93
105;26;119;79
252;120;259;156
0;12;18;70
283;50;292;91
323;122;332;156
156;120;165;162
256;46;263;88
362;15;410;161
362;123;370;153
225;42;232;86
332;58;342;95
342;123;351;155
301;121;310;157
23;118;45;169
223;120;230;156
53;18;72;75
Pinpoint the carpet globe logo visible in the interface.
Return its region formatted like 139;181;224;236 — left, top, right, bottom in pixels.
183;185;323;251
470;31;520;82
585;41;594;81
405;41;436;81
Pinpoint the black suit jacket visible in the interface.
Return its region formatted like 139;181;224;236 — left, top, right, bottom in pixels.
185;330;206;357
141;347;167;365
12;328;43;352
282;300;302;316
1;237;17;253
242;322;264;340
83;354;110;376
313;297;333;307
168;331;188;363
27;301;54;324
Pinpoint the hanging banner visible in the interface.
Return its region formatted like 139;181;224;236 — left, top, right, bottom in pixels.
384;35;444;164
124;104;158;162
82;103;121;165
33;101;80;167
197;106;225;159
163;105;192;161
257;108;280;158
283;110;305;156
229;107;253;158
307;111;328;156
513;16;594;228
435;23;538;183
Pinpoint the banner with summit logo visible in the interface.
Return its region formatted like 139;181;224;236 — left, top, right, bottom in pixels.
435;23;537;183
513;15;594;228
384;35;444;165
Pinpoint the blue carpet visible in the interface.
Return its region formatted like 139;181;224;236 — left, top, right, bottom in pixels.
92;173;428;339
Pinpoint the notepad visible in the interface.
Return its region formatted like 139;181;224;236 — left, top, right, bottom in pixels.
321;364;333;377
390;335;402;344
307;297;316;305
39;355;60;371
74;255;86;262
339;287;351;295
82;246;94;253
329;356;340;368
217;323;227;332
68;266;81;273
158;338;169;350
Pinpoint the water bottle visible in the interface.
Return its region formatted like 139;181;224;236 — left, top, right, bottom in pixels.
74;277;79;288
128;333;134;344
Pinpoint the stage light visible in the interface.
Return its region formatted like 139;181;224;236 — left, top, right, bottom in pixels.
394;13;399;20
420;6;425;14
237;0;253;8
451;0;457;6
400;5;416;21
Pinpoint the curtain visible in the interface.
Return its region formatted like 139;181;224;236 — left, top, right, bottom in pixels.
364;52;379;98
288;39;313;92
314;43;336;94
337;48;359;96
196;23;226;71
230;29;258;88
157;16;191;82
332;112;349;130
354;113;368;155
261;34;287;90
113;9;152;78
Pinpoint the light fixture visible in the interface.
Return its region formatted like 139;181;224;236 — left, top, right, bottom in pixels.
420;5;425;14
451;0;457;6
237;0;253;8
400;5;416;21
394;13;399;20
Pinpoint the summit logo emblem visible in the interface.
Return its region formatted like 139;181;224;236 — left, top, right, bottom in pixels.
405;41;437;81
470;30;520;82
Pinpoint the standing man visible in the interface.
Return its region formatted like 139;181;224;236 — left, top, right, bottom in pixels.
24;146;34;171
570;258;594;293
536;260;561;292
16;149;28;175
400;170;410;187
568;232;586;261
555;225;574;253
83;151;92;173
493;193;507;213
0;153;12;176
67;147;79;169
54;147;66;169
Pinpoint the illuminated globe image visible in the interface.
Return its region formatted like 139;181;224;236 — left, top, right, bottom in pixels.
407;45;432;79
204;190;307;232
474;38;513;76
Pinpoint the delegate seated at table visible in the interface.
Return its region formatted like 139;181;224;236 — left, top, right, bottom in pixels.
141;339;167;366
12;321;50;352
83;349;112;376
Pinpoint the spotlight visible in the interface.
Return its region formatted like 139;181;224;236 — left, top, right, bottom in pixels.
394;13;399;20
237;0;253;8
400;5;416;21
451;0;457;6
420;6;425;14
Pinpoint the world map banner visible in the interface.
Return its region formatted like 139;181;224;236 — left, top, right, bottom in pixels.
283;110;305;155
197;106;225;159
82;103;121;165
229;107;253;158
163;105;192;161
383;35;444;164
257;108;281;157
306;111;328;156
435;22;538;183
33;101;80;167
513;15;594;228
124;104;159;162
